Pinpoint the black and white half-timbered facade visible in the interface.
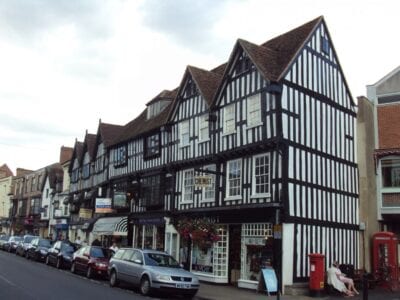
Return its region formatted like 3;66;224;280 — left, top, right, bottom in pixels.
67;16;359;293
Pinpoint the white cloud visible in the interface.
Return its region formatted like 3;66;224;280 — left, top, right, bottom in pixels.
1;0;400;173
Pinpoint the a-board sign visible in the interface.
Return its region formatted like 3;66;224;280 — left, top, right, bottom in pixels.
261;268;278;293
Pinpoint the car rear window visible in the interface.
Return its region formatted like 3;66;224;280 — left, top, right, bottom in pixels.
25;236;35;243
90;247;109;258
39;239;51;248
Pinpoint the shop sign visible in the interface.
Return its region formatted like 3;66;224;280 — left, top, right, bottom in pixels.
79;208;93;219
244;237;265;246
194;176;212;188
95;198;113;213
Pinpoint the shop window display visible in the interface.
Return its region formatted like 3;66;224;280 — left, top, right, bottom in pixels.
240;223;273;282
192;245;213;273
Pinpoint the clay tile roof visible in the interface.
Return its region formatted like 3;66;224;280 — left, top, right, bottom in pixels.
187;65;223;106
99;123;124;148
146;89;177;105
262;16;322;80
84;133;97;159
238;39;280;81
75;141;84;162
113;100;174;145
59;146;74;165
0;164;13;178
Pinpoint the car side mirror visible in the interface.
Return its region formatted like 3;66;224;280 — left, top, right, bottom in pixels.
133;259;143;264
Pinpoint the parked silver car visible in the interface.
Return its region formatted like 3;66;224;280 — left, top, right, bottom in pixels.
108;248;199;298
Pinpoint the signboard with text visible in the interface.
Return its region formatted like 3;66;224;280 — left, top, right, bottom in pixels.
95;198;113;213
194;176;212;188
79;208;93;219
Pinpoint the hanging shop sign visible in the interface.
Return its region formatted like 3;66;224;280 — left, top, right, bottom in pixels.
79;208;93;219
95;198;113;213
194;176;212;188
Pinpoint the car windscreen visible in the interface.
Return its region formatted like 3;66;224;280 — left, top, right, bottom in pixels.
12;237;22;242
61;244;76;253
0;236;9;240
90;247;108;258
24;236;35;243
144;253;180;268
39;239;51;248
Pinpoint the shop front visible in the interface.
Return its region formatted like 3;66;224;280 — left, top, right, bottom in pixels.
91;215;129;247
172;207;279;287
49;218;69;240
130;213;166;251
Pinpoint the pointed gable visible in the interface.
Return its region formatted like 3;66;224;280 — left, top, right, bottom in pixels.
59;146;73;165
263;16;322;80
98;122;124;148
68;140;84;174
168;65;223;121
84;133;97;160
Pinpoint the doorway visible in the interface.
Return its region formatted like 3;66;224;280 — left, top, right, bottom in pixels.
228;224;241;286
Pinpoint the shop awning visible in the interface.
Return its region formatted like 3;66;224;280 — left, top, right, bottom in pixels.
92;216;128;236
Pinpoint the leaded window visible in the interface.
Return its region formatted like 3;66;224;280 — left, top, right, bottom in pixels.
183;169;194;202
223;104;235;134
227;159;241;198
247;94;261;127
252;153;270;196
145;133;160;158
199;114;209;141
180;121;190;147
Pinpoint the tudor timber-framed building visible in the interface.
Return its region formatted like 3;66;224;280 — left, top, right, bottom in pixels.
68;16;359;291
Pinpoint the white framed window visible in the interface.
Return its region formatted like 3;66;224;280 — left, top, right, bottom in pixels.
199;114;209;142
202;165;215;202
226;159;242;199
183;169;194;202
180;121;190;147
252;153;270;197
247;94;261;127
223;104;235;134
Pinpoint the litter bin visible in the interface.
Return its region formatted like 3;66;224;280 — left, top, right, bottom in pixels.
308;253;325;297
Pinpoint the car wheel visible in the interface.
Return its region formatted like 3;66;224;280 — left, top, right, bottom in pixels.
109;270;119;287
45;256;50;265
86;266;93;279
56;258;62;269
140;276;151;296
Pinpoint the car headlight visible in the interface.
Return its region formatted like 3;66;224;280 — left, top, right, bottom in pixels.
64;256;72;261
95;262;107;268
156;274;172;281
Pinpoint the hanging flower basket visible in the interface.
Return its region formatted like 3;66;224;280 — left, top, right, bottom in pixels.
175;217;221;249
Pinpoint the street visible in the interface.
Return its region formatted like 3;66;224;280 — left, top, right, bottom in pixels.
0;250;168;300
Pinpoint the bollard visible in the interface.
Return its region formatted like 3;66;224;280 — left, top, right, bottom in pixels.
362;273;368;300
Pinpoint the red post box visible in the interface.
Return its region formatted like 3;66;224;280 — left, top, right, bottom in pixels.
308;253;325;297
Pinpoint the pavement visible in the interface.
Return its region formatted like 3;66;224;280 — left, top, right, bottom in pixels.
196;282;400;300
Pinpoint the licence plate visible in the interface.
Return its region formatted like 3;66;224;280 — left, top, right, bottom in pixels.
176;284;191;289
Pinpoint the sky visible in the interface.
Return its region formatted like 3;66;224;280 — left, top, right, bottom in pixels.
1;0;399;173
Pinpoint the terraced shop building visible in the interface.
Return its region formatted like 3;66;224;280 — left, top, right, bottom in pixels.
69;16;358;292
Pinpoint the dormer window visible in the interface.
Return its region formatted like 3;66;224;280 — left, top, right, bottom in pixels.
147;100;170;119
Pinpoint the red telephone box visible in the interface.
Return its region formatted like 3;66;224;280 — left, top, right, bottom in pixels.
308;253;325;297
372;232;399;291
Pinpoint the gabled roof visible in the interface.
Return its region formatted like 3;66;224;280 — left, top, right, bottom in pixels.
262;16;322;80
213;16;322;107
98;122;124;148
0;164;13;178
68;140;84;173
146;89;177;106
84;133;97;160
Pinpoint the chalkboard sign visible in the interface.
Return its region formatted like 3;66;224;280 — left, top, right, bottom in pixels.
261;268;278;293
